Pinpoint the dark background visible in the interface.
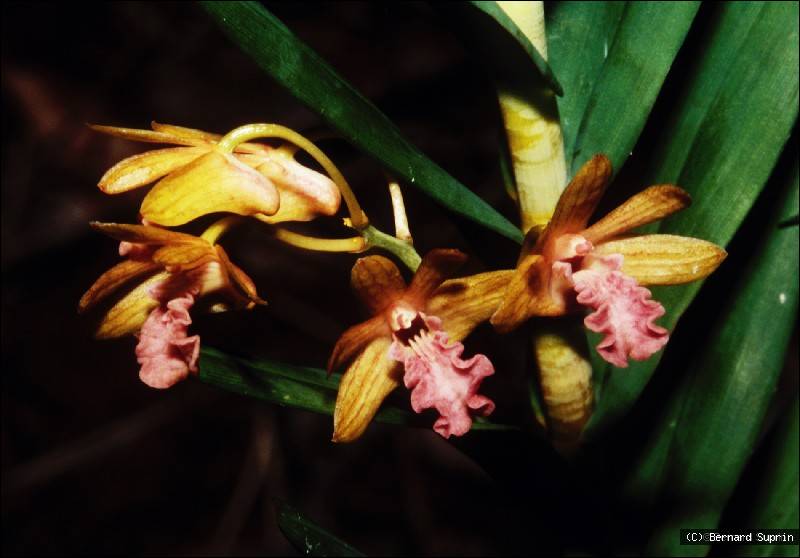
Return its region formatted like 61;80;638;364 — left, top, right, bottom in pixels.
2;2;534;555
2;2;797;557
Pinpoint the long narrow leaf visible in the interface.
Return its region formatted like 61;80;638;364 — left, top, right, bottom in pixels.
637;157;799;556
202;1;522;243
546;1;627;165
735;397;800;558
570;2;699;174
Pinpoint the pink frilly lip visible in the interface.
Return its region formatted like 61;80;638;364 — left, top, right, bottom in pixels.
571;255;669;367
388;312;495;438
135;272;203;389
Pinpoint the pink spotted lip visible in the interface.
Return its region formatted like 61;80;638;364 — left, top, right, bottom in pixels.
388;310;495;438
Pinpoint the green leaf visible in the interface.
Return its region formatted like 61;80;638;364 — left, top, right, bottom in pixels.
735;397;800;557
588;1;800;435
630;153;799;556
276;502;365;557
202;1;522;243
568;1;700;174
546;1;627;165
197;346;515;432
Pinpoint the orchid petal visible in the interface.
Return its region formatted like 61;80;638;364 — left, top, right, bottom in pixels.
89;124;204;146
78;259;160;312
327;315;390;373
214;245;267;306
594;234;727;285
135;289;200;389
149;121;220;144
97;146;209;194
537;154;612;252
141;151;280;226
95;273;167;339
406;249;467;306
253;153;341;222
152;243;217;272
491;254;566;333
573;265;669;368
583;185;691;243
389;318;494;439
428;270;514;342
90;222;203;245
350;255;407;314
333;337;402;442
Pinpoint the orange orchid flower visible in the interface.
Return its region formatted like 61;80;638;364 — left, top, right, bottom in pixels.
91;122;340;226
491;154;727;367
79;221;264;388
328;250;513;442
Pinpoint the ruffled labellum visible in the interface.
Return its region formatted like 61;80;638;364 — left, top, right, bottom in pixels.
388;312;495;438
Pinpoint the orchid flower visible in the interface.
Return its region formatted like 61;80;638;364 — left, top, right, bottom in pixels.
490;154;727;368
91;122;341;226
328;250;513;441
79;221;264;388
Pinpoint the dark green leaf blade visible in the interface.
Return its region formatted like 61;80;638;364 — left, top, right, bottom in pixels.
632;154;799;556
197;346;515;432
277;502;365;557
735;397;800;557
570;2;700;174
588;1;800;434
202;1;522;243
546;1;627;165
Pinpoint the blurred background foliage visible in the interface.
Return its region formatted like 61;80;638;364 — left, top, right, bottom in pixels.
1;1;797;556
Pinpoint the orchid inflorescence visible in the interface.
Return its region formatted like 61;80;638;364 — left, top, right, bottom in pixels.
80;122;726;443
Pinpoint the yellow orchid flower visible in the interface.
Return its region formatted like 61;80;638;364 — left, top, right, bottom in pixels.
79;220;264;389
328;250;513;442
491;154;727;367
91;122;341;226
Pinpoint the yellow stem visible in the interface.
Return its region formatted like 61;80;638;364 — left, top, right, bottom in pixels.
272;227;366;253
201;216;242;245
217;124;369;229
496;1;567;233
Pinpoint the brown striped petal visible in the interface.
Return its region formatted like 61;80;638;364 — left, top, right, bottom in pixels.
406;249;468;306
214;245;267;306
583;185;691;243
350;255;407;314
89;124;203;146
427;270;515;342
140;151;280;226
151;242;217;272
536;154;612;251
78;259;160;312
327;315;389;373
90;222;202;245
490;254;566;333
94;273;166;339
594;234;727;285
97;146;209;194
332;336;402;443
149;121;220;144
